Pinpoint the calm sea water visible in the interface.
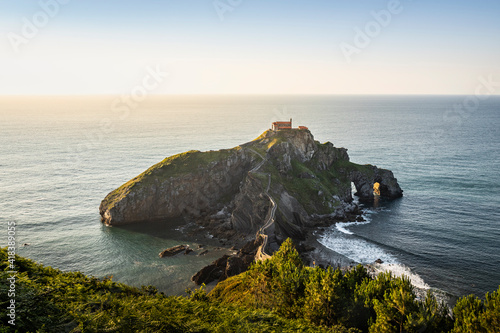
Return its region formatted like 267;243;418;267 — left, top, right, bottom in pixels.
1;95;499;297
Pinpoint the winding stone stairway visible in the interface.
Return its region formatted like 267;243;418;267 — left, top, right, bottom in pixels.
246;148;275;261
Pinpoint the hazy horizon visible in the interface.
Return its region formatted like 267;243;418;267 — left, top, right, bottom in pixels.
1;0;499;96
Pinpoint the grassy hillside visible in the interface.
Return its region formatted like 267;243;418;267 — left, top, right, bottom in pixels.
0;248;337;333
101;129;375;217
259;144;368;215
211;239;500;333
2;244;499;332
101;148;240;212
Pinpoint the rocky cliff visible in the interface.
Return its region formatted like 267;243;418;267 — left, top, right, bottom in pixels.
100;129;402;243
100;148;256;225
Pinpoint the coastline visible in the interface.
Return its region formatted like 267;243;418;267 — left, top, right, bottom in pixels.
109;195;447;304
302;218;454;306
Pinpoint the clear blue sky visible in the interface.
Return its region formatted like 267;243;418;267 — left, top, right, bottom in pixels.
1;0;499;94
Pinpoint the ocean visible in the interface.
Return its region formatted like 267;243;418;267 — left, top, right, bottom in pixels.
1;95;499;298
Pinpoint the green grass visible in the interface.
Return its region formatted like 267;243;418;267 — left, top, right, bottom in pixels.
256;138;373;215
260;151;351;215
102;148;240;211
210;239;500;333
101;129;379;219
2;241;499;333
0;248;343;333
330;159;375;178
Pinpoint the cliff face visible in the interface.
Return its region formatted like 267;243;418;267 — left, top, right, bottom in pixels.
99;149;257;225
100;129;403;241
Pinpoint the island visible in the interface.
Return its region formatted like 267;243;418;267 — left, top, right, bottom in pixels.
100;122;403;283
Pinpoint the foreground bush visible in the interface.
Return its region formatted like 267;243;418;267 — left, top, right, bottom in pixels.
211;239;498;333
0;248;338;333
1;241;500;332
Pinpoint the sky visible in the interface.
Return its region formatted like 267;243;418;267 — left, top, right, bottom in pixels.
1;0;499;95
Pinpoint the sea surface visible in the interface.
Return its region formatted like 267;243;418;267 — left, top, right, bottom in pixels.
1;95;499;298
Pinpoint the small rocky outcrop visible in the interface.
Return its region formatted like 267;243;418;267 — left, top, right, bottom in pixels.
192;238;262;285
351;167;403;201
191;255;229;285
159;245;188;258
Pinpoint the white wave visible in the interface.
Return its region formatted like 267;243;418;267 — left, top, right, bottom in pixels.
320;232;431;293
319;233;397;264
335;221;370;235
363;208;375;214
335;207;372;235
335;224;354;235
374;263;431;291
320;200;432;295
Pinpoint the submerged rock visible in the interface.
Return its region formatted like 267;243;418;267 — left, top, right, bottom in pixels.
159;245;187;258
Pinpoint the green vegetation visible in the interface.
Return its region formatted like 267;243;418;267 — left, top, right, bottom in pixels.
102;129;375;215
258;140;367;215
1;243;500;332
452;291;500;332
262;160;342;215
211;239;451;332
211;239;499;333
0;248;337;333
102;148;240;211
245;130;282;157
246;130;376;215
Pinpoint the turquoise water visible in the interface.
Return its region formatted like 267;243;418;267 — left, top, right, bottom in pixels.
1;95;499;297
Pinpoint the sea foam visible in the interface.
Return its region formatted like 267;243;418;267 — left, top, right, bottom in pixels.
320;208;432;295
319;231;397;264
335;221;370;235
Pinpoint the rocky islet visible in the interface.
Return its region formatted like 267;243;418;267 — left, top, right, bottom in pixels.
100;128;403;282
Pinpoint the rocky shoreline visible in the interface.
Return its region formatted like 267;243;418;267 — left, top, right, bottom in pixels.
101;128;403;288
177;202;370;285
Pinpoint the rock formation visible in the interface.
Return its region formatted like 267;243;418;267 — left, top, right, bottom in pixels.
159;245;188;258
192;238;262;285
100;149;257;225
100;129;403;245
